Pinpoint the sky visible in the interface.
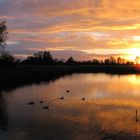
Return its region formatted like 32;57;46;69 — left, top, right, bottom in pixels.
1;0;140;60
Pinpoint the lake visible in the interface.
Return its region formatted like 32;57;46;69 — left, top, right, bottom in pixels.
0;73;140;140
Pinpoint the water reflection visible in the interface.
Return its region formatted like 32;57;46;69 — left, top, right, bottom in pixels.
1;73;140;139
0;93;8;130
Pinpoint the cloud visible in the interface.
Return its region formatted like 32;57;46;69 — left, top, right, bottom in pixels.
19;0;140;19
1;0;140;60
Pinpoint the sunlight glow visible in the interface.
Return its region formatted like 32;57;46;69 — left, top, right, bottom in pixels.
128;75;140;85
133;36;140;41
127;48;140;62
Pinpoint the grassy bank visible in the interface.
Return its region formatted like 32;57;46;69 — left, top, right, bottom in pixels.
0;65;140;91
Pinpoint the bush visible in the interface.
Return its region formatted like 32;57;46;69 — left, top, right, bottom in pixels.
0;52;15;66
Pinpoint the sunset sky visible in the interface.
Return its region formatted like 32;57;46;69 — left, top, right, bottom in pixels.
1;0;140;60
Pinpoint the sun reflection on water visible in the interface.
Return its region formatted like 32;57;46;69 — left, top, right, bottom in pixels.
1;73;140;139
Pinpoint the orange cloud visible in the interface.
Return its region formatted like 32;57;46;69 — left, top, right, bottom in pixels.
2;0;140;59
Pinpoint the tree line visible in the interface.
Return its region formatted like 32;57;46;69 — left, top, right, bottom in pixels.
20;51;134;65
0;21;138;66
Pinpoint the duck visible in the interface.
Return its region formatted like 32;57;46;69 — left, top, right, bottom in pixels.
82;97;85;101
59;96;64;100
43;105;49;110
28;101;35;105
39;100;43;103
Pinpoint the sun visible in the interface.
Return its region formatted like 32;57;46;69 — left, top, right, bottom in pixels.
128;48;140;63
131;48;140;56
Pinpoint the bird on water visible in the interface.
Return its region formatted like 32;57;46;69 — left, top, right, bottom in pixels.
28;101;35;105
81;97;85;101
59;96;64;100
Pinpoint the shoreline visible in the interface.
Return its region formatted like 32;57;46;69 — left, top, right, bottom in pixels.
0;64;140;91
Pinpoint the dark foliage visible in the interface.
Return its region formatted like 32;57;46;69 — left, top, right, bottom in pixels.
65;57;76;65
0;21;8;54
23;51;54;65
0;21;15;65
0;52;15;66
22;52;134;65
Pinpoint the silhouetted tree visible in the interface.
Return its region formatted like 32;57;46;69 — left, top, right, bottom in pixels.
23;51;54;65
0;93;8;130
104;58;110;64
0;51;15;65
117;57;125;64
54;58;65;64
65;57;75;64
100;60;104;64
0;21;8;54
109;56;116;64
125;61;134;65
92;59;100;64
0;21;15;65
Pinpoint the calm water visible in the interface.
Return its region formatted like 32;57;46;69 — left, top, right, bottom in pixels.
1;73;140;140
